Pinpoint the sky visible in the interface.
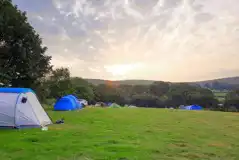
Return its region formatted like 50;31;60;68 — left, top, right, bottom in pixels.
12;0;239;82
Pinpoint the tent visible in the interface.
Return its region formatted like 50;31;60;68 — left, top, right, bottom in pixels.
54;95;83;111
128;105;137;108
179;105;185;109
184;105;203;110
78;99;88;106
0;88;52;129
95;102;106;107
109;103;121;108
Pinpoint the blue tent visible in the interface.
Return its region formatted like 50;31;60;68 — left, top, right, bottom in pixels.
184;105;203;110
54;95;83;111
106;102;112;106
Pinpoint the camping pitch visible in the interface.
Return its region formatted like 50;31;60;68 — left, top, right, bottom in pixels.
0;88;52;129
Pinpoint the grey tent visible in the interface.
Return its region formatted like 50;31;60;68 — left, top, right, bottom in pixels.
0;88;52;129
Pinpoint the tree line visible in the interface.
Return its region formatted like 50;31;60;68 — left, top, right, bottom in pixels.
37;67;239;112
1;0;239;112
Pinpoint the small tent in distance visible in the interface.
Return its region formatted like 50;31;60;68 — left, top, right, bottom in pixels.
109;103;121;108
0;88;52;129
78;99;88;107
54;95;83;111
184;105;203;110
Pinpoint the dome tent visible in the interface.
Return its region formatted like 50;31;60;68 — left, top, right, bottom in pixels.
54;95;83;111
184;105;203;110
78;99;88;107
0;88;52;129
128;105;137;108
106;102;113;106
110;103;121;108
67;95;82;109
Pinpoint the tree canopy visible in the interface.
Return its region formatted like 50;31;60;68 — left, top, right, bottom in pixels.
0;0;52;88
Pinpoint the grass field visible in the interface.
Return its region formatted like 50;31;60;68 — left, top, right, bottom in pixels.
1;108;239;160
212;90;228;103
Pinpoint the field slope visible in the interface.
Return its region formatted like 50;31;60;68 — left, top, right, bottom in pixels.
1;108;239;160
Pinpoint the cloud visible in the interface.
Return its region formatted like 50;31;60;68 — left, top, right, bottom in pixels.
104;63;144;76
88;67;101;73
194;13;214;23
11;0;239;81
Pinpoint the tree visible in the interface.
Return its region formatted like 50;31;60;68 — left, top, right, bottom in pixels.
224;90;239;111
187;91;218;109
47;68;73;99
0;0;52;87
131;85;150;95
94;84;125;104
131;93;161;108
49;67;70;82
70;77;95;102
165;83;192;106
164;83;218;108
149;81;170;97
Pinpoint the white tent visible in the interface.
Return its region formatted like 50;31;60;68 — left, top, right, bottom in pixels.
0;88;52;129
78;99;88;106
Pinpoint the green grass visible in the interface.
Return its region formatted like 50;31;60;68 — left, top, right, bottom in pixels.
212;90;228;103
1;108;239;160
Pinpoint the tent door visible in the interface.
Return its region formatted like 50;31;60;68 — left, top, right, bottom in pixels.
15;94;40;128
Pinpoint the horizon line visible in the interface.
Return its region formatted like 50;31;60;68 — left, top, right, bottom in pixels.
76;76;239;83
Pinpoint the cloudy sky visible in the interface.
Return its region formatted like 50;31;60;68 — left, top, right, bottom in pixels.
12;0;239;82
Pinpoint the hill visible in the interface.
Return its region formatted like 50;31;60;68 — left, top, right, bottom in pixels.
1;108;239;160
194;76;239;85
189;77;239;90
86;78;155;85
86;76;239;90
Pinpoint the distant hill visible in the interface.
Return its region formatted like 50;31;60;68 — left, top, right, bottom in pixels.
190;77;239;85
85;76;239;90
85;79;155;86
189;77;239;90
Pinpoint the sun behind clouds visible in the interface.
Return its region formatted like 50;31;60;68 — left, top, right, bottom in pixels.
104;63;144;77
12;0;239;81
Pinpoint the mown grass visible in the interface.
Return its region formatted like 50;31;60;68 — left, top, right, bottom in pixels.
212;90;228;103
1;108;239;160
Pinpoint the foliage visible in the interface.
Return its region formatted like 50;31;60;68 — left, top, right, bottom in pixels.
46;67;72;99
73;84;94;102
42;68;95;102
149;81;170;97
224;90;239;111
0;0;52;88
